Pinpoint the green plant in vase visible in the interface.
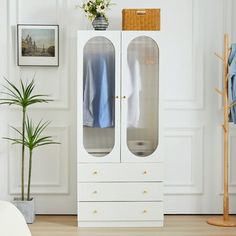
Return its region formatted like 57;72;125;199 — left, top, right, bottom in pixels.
78;0;115;30
0;78;51;201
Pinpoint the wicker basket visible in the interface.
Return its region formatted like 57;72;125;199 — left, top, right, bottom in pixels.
122;8;160;31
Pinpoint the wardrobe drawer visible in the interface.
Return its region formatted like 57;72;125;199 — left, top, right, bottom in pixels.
79;202;163;221
79;182;163;201
79;163;163;182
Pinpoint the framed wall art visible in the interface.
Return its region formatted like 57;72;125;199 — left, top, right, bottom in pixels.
17;24;59;66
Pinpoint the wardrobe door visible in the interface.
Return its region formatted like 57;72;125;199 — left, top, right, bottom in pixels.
77;31;121;163
121;32;162;163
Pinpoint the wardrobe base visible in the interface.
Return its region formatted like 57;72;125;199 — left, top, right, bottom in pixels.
78;221;164;227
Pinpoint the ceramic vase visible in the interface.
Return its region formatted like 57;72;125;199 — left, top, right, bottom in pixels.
92;16;109;30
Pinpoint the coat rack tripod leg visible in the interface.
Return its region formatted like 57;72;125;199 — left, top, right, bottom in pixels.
207;34;236;227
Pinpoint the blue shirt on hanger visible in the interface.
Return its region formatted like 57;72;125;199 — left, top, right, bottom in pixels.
83;52;115;128
228;44;236;124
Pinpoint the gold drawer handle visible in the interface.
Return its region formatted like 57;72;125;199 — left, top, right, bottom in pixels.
143;170;147;175
142;209;147;214
143;190;148;194
122;96;126;99
92;171;98;175
93;210;98;214
92;190;98;194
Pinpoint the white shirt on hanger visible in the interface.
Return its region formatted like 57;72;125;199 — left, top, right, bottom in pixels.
127;58;142;127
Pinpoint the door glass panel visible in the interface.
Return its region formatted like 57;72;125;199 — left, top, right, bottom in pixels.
83;37;115;157
126;36;159;157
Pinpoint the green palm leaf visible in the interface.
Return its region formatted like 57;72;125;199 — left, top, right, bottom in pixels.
0;78;52;108
4;78;23;100
24;116;60;150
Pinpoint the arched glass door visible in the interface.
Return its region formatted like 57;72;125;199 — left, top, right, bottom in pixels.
83;36;115;157
126;36;159;158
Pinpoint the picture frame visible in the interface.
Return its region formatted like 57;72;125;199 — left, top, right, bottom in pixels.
17;24;59;67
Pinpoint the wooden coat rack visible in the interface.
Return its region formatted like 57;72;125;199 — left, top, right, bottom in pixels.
207;34;236;227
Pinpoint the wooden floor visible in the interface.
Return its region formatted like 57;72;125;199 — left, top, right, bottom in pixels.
29;215;236;236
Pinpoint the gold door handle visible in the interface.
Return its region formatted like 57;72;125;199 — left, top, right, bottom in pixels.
93;210;98;214
122;96;126;99
143;171;147;175
143;190;148;194
92;171;98;175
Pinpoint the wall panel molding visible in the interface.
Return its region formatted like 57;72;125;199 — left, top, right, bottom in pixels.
164;0;204;110
7;0;69;110
8;126;69;195
164;126;204;194
217;125;236;195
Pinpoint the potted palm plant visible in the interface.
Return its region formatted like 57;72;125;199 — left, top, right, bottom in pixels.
6;117;59;223
0;78;58;223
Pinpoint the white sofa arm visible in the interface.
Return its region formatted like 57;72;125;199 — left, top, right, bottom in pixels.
0;201;31;236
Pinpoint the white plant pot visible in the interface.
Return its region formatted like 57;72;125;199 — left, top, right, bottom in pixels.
12;198;35;224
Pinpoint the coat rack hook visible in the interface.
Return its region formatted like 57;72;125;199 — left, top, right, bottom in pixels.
214;88;223;96
214;52;224;61
222;124;226;133
226;73;230;82
228;100;236;109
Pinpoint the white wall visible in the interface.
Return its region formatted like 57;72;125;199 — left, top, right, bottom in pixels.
0;0;236;214
0;0;9;202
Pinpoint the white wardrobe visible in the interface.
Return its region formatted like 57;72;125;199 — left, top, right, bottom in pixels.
77;31;163;227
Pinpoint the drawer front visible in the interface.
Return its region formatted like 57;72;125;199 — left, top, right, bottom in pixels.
79;182;163;201
79;163;163;182
79;202;163;221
